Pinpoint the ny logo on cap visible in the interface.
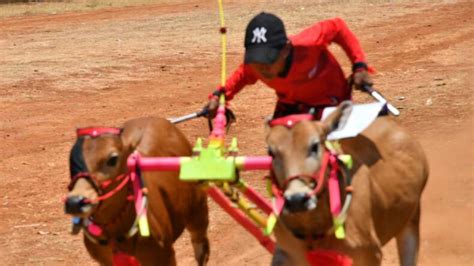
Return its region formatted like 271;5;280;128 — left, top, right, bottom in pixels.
251;27;267;43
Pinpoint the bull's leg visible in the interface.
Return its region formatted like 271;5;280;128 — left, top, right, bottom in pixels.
186;195;210;266
271;247;291;266
352;247;382;266
136;238;176;266
272;222;310;266
83;236;113;266
396;204;420;266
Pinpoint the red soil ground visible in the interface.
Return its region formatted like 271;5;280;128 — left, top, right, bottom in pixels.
0;1;472;265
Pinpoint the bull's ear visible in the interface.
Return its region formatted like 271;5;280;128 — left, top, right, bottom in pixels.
321;101;353;136
263;115;273;135
120;122;144;155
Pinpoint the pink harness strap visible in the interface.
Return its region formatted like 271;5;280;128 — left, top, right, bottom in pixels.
328;154;342;216
87;222;103;237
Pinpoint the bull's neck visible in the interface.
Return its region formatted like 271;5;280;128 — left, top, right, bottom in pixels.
91;175;135;237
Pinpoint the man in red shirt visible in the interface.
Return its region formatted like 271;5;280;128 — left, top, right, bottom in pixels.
207;12;373;119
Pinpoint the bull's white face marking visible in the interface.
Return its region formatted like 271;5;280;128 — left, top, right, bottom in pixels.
251;27;267;43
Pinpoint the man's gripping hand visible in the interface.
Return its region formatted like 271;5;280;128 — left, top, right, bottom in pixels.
203;88;223;119
351;62;373;91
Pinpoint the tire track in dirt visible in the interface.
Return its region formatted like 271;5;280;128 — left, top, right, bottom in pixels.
364;2;473;70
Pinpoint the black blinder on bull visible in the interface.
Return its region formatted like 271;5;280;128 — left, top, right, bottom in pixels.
65;127;124;217
67;137;101;192
65;137;94;215
69;138;87;181
70;137;85;176
67;127;123;192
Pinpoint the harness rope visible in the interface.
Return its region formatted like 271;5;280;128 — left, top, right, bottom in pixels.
267;144;353;240
67;128;149;252
69;172;131;204
265;113;354;240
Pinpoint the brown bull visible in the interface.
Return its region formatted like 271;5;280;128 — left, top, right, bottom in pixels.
266;102;428;266
65;117;209;266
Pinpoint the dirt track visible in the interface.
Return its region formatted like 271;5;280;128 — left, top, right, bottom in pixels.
0;1;472;265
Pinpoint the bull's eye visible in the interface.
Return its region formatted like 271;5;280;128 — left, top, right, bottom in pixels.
106;154;119;167
308;142;319;157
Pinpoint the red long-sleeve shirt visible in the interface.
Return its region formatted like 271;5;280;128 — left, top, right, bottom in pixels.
222;17;366;107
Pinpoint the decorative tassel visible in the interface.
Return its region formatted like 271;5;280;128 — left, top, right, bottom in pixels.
306;249;352;266
264;213;277;236
113;251;140;266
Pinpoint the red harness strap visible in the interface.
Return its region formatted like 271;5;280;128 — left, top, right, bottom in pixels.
69;172;131;204
284;151;331;198
76;127;122;138
85;173;131;204
113;251;141;266
269;114;314;128
69;126;130;203
268;151;332;217
306;249;353;266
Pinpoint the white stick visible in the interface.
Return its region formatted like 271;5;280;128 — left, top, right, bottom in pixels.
370;91;400;116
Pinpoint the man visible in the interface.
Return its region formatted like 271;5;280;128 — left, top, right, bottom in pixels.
206;12;373;119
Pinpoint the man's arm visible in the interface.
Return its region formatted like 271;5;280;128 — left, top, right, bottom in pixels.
311;17;366;64
217;64;258;101
307;17;373;89
206;64;258;117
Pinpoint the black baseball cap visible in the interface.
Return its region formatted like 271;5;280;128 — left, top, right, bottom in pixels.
244;12;288;64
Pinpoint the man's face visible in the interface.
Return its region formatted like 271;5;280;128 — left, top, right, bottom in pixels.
249;47;288;80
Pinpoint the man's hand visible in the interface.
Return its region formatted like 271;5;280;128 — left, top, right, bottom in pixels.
205;97;219;119
351;62;373;91
204;88;225;118
203;96;236;132
352;70;373;91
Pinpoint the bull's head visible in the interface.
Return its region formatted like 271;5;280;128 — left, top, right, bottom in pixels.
64;127;130;218
266;101;352;236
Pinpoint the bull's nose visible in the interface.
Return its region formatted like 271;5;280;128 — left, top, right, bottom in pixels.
65;195;88;214
284;193;310;213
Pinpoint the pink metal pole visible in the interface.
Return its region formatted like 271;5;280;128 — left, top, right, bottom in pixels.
210;100;227;139
127;152;181;172
238;156;272;171
240;185;273;215
207;187;275;254
136;157;182;171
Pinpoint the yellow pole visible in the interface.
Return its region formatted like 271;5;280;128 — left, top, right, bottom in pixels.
220;183;268;228
217;0;227;87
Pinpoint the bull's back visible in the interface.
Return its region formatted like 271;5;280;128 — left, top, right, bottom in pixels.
360;116;428;196
122;117;206;241
341;116;428;244
121;116;192;156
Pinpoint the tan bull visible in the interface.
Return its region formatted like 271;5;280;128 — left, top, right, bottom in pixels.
65;117;209;266
266;102;428;266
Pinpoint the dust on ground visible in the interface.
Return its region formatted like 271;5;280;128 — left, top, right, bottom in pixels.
0;1;472;265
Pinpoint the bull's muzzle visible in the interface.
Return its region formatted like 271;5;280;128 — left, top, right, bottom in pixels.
284;192;317;213
64;195;91;215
